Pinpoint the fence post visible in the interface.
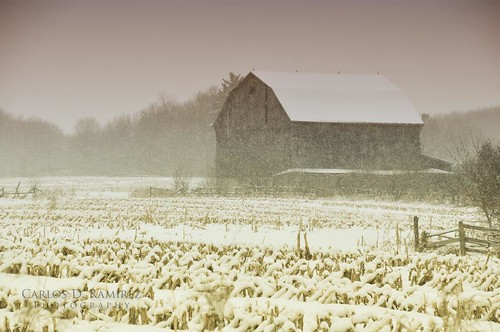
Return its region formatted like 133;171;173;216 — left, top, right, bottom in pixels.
458;221;466;256
421;231;428;249
413;216;419;251
14;182;21;198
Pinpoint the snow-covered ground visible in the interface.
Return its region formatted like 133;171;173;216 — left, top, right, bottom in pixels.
0;177;498;331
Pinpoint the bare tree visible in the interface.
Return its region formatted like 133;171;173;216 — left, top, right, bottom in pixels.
220;72;243;98
173;165;191;195
454;140;500;228
73;117;102;173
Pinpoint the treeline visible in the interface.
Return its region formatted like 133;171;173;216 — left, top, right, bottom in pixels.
69;90;219;176
421;106;500;162
0;73;242;177
0;110;67;176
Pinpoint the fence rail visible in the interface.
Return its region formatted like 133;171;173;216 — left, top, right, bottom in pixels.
414;216;499;256
0;182;41;199
148;185;391;198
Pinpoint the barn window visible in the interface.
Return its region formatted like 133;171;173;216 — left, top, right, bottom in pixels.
249;86;256;95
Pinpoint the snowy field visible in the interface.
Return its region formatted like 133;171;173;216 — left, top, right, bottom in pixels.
0;177;498;331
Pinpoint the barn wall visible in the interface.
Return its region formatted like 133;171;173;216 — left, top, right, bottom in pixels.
215;74;292;178
290;122;422;170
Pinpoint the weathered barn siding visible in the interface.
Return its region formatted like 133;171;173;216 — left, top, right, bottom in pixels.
214;72;439;179
290;122;422;170
215;74;291;178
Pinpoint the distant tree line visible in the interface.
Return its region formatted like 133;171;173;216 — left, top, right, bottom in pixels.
420;106;500;161
0;73;242;177
0;110;66;177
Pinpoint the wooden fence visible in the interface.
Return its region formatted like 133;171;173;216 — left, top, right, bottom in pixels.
148;185;378;198
413;216;500;255
0;182;41;199
149;186;172;197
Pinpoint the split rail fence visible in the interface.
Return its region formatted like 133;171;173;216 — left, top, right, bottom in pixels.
413;216;500;256
0;182;41;199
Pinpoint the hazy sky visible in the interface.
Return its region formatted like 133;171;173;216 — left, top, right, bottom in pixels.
1;0;499;133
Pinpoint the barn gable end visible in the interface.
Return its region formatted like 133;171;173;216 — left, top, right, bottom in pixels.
214;73;292;178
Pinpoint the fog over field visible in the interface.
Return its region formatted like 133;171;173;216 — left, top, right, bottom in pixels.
1;0;499;177
1;1;499;331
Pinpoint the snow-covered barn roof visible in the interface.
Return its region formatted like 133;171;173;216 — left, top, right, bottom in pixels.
251;71;423;125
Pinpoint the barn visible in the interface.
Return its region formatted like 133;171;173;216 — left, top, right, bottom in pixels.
214;71;450;179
